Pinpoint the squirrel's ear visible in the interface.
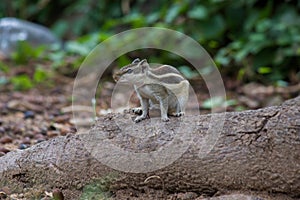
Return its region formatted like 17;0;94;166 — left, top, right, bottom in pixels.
139;59;149;72
132;58;140;64
140;59;147;64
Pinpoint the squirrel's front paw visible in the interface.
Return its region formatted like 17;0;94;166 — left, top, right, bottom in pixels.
170;112;185;117
134;115;146;123
161;116;170;122
175;112;185;117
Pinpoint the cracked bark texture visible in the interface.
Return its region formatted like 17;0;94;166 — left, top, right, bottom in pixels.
0;96;299;199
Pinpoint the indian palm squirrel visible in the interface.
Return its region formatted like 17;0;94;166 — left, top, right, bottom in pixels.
113;58;189;122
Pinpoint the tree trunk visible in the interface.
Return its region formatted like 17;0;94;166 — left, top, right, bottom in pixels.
0;96;299;199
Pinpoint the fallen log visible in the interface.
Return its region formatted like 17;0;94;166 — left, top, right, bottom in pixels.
0;96;299;199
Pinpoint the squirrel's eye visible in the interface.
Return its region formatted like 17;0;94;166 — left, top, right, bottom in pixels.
127;69;133;73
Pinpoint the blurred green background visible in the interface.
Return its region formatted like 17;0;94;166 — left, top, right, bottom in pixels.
1;0;300;86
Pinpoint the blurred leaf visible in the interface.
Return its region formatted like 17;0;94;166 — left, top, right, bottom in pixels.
117;55;131;67
51;20;69;38
208;40;219;48
80;175;115;200
33;67;48;83
244;9;260;31
198;14;226;39
275;80;288;87
277;5;299;26
215;49;230;66
256;19;272;32
81;181;111;199
1;0;299;84
224;99;238;107
234;47;249;62
259;0;272;18
122;12;146;27
253;48;274;69
178;66;198;79
65;41;91;56
146;12;160;24
48;51;66;63
249;33;265;42
0;76;8;85
0;62;9;73
224;5;245;33
165;4;181;23
11;41;46;64
276;33;292;46
237;68;245;80
187;5;208;20
199;65;214;76
10;75;33;91
202;96;238;109
258;66;272;74
268;70;285;82
202;97;221;109
235;105;246;111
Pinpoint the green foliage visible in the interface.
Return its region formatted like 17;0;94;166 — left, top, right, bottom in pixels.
10;74;33;91
202;96;237;109
11;41;46;64
213;1;300;83
178;66;199;79
0;62;9;73
8;66;51;91
0;63;9;88
80;182;112;200
1;0;299;84
0;76;8;86
80;175;116;200
33;67;48;83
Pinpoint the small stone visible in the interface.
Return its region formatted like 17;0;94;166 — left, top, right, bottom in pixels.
49;124;57;130
51;123;64;130
54;115;70;123
24;110;35;119
23;131;35;138
34;133;45;140
7;100;20;109
22;137;31;145
60;127;70;136
0;147;10;153
52;188;64;200
0;108;8;115
41;127;48;135
47;130;59;138
0;135;13;144
15;111;24;118
19;143;28;150
12;126;23;135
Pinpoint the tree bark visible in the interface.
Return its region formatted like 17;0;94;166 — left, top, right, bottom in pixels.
0;96;299;199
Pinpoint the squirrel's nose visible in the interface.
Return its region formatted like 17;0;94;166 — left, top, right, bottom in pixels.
113;70;122;82
113;74;120;82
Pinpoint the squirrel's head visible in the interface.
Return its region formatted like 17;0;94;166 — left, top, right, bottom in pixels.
113;58;149;84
